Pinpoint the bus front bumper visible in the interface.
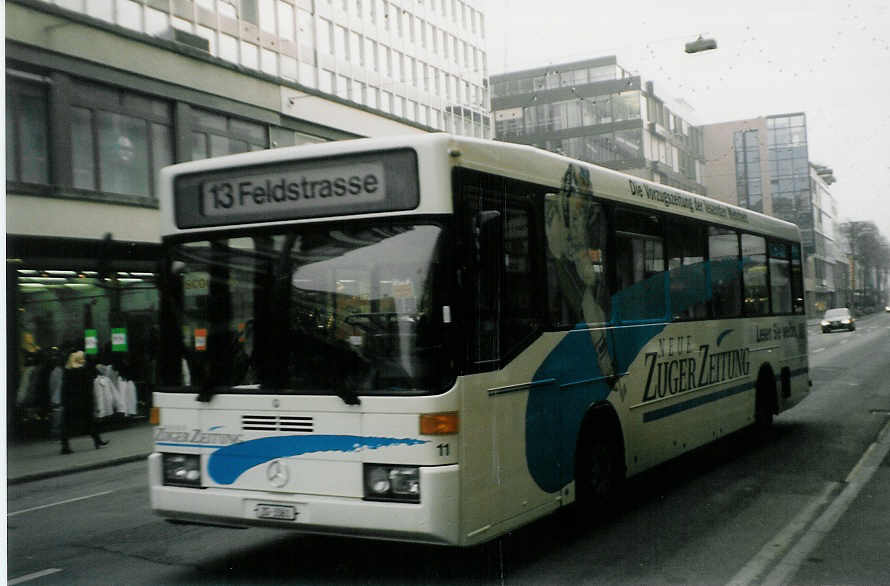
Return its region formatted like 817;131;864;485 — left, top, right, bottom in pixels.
148;453;460;546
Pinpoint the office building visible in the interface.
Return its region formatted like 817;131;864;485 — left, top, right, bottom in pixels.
490;55;707;195
701;113;844;313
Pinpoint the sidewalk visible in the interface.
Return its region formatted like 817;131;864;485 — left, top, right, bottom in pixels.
7;422;154;485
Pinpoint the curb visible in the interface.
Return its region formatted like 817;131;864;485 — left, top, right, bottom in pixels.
8;453;152;486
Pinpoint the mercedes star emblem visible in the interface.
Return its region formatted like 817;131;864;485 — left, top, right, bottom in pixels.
266;460;290;488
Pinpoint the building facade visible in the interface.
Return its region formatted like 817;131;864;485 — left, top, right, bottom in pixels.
701;113;844;314
490;56;707;195
809;164;847;311
6;0;489;440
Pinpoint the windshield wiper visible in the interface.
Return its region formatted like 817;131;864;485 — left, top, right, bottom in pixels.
335;384;362;406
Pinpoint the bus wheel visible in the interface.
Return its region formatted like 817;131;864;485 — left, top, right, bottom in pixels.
754;368;777;430
574;417;623;521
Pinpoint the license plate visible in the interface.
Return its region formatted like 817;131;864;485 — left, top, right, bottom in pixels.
254;504;297;521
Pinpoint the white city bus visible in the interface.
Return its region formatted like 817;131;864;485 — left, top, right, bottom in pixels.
149;133;810;546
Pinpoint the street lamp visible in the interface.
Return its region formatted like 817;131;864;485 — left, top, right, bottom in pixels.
685;35;717;54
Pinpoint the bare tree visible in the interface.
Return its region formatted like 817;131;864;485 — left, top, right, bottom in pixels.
839;221;890;309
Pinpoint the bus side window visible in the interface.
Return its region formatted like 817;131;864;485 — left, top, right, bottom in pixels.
768;241;793;314
790;243;805;314
742;234;769;316
614;209;665;322
462;174;540;370
544;193;610;327
708;227;742;318
468;197;502;367
502;203;538;354
667;221;708;321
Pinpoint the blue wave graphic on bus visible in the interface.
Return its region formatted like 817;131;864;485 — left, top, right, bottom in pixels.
526;320;666;493
207;435;427;485
525;258;718;493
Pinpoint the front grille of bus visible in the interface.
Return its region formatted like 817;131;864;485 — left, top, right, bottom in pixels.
242;415;314;433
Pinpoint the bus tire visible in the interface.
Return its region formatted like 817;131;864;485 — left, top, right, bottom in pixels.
574;410;624;522
754;366;777;430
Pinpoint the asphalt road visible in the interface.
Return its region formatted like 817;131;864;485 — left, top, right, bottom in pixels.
7;312;890;585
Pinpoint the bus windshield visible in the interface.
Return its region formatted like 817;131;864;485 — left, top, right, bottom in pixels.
165;221;453;399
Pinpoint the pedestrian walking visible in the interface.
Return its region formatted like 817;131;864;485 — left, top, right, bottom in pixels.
48;347;65;438
60;350;108;454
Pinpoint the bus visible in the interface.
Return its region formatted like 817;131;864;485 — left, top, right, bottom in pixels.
149;133;810;546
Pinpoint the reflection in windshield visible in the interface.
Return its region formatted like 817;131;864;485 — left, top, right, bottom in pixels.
167;223;453;397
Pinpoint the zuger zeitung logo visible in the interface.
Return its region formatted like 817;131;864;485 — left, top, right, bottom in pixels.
642;333;750;402
154;427;242;445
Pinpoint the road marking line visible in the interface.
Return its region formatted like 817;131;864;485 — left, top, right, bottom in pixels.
725;481;839;586
810;348;825;354
760;419;890;586
9;569;63;585
7;490;114;517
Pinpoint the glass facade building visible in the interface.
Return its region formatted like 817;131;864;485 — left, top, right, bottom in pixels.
767;114;812;253
490;56;706;195
702;113;843;315
734;129;762;212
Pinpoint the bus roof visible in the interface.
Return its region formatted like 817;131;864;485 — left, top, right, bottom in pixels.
159;133;801;243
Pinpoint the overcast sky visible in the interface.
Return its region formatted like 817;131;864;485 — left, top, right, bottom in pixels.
483;0;890;242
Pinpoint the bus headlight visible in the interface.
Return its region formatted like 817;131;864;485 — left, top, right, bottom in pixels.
363;465;420;503
162;453;202;487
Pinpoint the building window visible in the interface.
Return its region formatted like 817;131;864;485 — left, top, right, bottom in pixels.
734;129;762;212
614;129;642;160
70;81;173;199
191;107;267;160
613;91;641;121
279;1;295;41
318;19;333;54
6;76;50;185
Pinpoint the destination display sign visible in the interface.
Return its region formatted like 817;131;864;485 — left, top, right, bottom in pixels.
201;162;385;218
174;149;418;228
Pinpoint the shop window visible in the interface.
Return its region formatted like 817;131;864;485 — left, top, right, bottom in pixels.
191;107;268;160
6;76;50;185
14;268;159;437
70;81;173;199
